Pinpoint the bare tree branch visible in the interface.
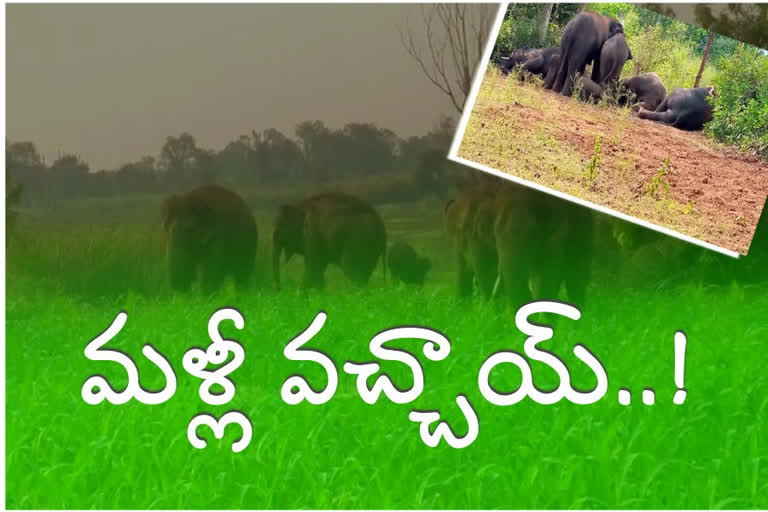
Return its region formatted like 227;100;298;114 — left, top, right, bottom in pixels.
398;4;496;113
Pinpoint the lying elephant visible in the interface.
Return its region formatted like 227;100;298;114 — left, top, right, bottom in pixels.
500;47;560;79
387;241;431;286
492;182;594;308
579;76;603;103
161;184;258;294
444;181;499;299
638;86;715;131
273;192;386;290
596;33;632;86
550;11;624;96
618;72;667;111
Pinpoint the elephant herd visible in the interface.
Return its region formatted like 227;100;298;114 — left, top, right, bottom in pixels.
500;11;716;131
444;178;594;307
160;180;597;308
160;184;430;295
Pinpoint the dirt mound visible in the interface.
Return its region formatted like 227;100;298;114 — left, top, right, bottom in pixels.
460;79;768;255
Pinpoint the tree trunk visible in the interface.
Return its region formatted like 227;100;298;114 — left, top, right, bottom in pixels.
577;4;587;13
695;30;715;87
539;3;554;45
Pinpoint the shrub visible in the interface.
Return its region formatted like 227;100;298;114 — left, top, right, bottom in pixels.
625;23;719;90
705;44;768;159
493;11;563;62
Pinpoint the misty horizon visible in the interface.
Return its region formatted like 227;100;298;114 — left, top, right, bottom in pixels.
7;4;466;170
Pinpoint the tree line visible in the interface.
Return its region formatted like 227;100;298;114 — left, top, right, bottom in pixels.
6;116;462;208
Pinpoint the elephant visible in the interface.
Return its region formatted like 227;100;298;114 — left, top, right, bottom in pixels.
492;182;595;308
444;181;499;299
542;53;561;90
617;72;667;111
161;184;258;294
579;76;603;104
272;192;386;290
500;47;560;79
597;33;632;86
638;86;715;131
549;11;624;96
387;241;431;286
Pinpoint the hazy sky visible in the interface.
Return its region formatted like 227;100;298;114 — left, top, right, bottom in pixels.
7;4;469;170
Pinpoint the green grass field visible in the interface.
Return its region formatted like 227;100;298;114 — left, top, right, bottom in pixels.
6;192;768;509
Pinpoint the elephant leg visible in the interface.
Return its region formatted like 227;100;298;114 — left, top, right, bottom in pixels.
638;108;676;125
551;55;569;93
590;58;601;84
201;265;227;295
497;247;531;310
560;57;583;97
341;248;377;287
535;266;563;302
457;253;474;298
474;251;498;300
302;257;327;290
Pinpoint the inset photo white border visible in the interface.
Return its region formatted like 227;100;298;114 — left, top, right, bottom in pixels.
448;1;743;259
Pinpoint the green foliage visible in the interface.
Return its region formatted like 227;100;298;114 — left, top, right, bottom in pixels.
646;157;671;198
494;4;572;60
705;45;768;159
583;135;601;190
618;22;719;90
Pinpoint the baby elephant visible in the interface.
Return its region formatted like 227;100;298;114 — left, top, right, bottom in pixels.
387;241;431;286
579;76;603;103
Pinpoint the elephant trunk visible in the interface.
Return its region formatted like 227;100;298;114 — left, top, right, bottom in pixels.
273;237;283;291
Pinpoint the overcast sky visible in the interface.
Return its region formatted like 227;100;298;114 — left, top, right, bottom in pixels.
7;4;475;170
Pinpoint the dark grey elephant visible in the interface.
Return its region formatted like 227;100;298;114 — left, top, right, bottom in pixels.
597;33;632;86
638;86;715;131
161;184;258;294
387;241;431;286
500;47;560;79
444;181;499;299
272;192;386;290
579;76;603;103
618;72;667;111
549;11;624;96
493;182;595;308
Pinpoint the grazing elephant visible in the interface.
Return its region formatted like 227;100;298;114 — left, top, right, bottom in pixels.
444;181;499;299
272;192;386;290
500;47;560;79
387;241;431;286
161;184;258;294
492;183;594;308
579;76;603;103
638;86;715;131
550;11;624;96
542;53;561;89
618;72;667;111
597;33;632;86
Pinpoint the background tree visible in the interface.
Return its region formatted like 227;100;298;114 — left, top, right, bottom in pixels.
399;4;496;112
538;4;554;45
695;29;715;87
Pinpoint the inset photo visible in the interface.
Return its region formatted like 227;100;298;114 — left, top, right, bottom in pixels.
450;2;768;257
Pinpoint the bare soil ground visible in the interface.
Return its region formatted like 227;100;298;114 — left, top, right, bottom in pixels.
458;69;768;255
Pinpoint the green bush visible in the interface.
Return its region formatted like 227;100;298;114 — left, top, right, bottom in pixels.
624;22;719;90
493;9;563;62
705;45;768;159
